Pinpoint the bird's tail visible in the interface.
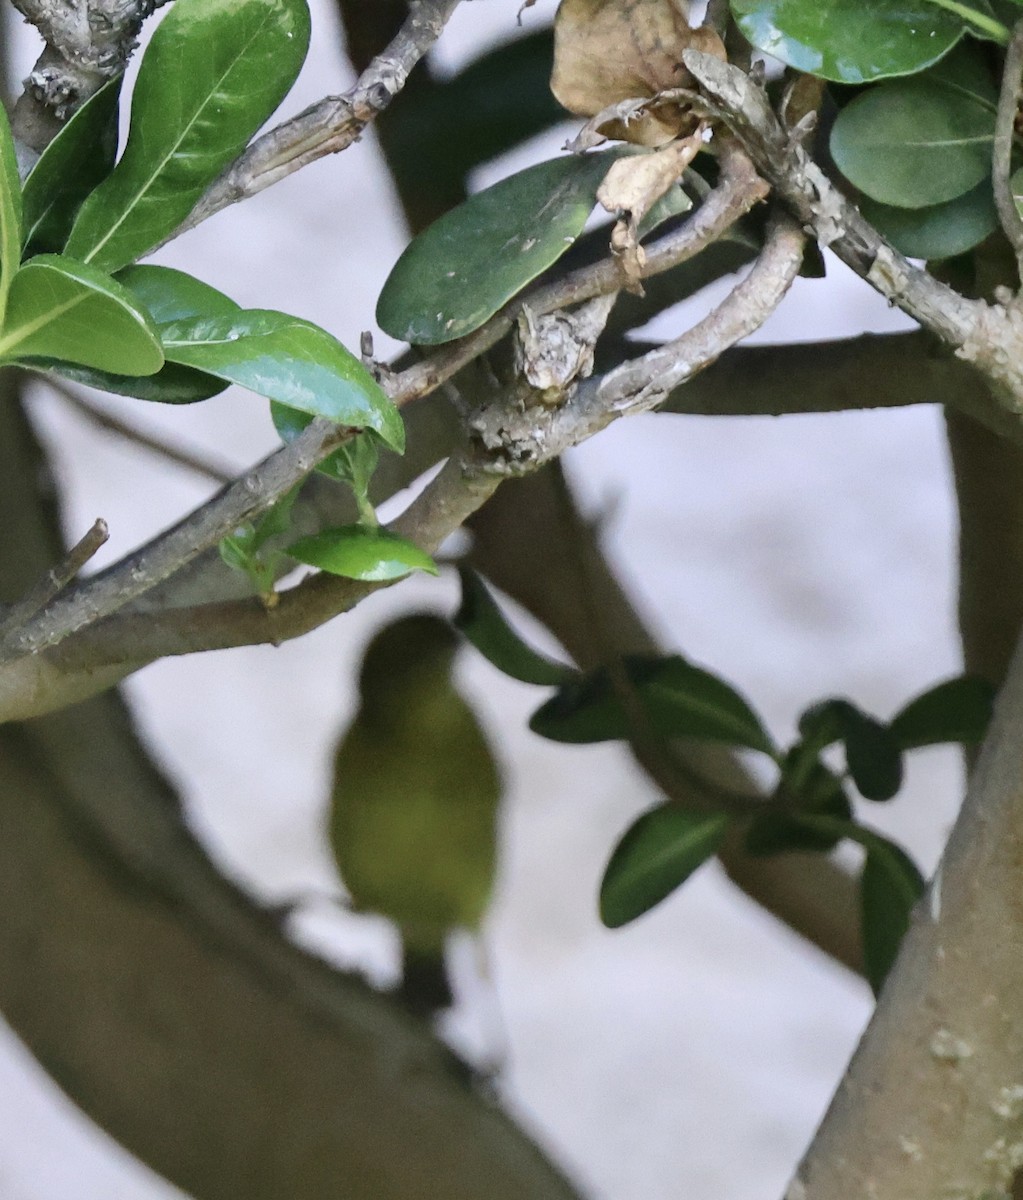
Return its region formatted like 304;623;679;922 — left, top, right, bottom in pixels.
400;944;453;1017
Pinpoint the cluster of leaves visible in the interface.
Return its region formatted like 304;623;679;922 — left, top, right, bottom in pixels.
456;568;994;995
733;0;1023;261
7;0;436;593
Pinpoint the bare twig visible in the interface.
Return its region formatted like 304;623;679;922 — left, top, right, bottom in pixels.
0;415;355;658
465;207;806;467
45;381;237;485
174;0;463;239
0;518;108;639
995;18;1023;277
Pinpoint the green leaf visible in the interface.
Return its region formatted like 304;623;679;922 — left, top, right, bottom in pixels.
730;0;965;83
860;837;926;995
455;566;577;686
800;698;903;801
65;0;312;272
600;805;728;928
377;151;623;345
22;76;121;255
0;98;23;325
860;182;997;260
830;79;994;208
287;526;437;581
890;675;996;748
529;654;774;754
0;255;163;375
36;264;241;402
745;793;852;855
161;310;404;451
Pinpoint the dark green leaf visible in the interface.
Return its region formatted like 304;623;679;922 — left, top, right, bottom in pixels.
118;264;241;324
381;29;563;212
798;698;903;801
859;183;997;260
860;837;925;995
377;151;623;345
64;0;312;272
161;310;404;451
890;675;996;748
830;79;994;208
0;97;22;322
529;654;774;754
22;76;121;254
744;795;851;855
0;255;163;375
287;526;437;581
455;566;577;686
600;805;728;928
730;0;965;83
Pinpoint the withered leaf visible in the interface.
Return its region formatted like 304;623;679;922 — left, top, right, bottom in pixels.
551;0;725;146
597;131;702;286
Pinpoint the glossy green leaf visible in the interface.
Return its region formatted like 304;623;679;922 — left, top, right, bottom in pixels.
860;837;926;995
22;76;121;255
890;675;996;748
529;654;774;753
831;79;994;208
730;0;965;83
455;566;577;686
0;255;163;375
65;0;311;272
0;99;22;324
161;310;404;450
860;182;997;260
37;264;242;402
377;151;623;345
600;805;728;928
287;525;437;581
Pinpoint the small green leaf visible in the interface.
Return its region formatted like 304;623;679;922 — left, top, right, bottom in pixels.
830;79;994;208
730;0;966;83
530;655;774;753
455;566;577;686
0;99;23;324
377;151;624;345
22;76;121;255
65;0;312;271
799;699;903;801
0;255;163;375
860;837;925;995
161;311;404;451
745;793;852;855
860;182;997;260
287;526;437;581
600;805;728;928
118;265;241;324
271;401;382;520
890;675;996;748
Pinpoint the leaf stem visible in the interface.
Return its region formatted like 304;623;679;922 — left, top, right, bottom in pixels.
924;0;1010;43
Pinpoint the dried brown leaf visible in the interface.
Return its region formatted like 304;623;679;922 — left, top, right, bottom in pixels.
551;0;725;146
597;131;702;287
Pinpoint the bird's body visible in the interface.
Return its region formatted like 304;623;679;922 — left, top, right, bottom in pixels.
329;615;501;1013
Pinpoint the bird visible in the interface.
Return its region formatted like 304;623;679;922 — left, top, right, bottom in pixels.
328;613;502;1016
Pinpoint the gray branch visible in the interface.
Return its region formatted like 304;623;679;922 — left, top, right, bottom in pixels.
175;0;464;238
994;17;1023;275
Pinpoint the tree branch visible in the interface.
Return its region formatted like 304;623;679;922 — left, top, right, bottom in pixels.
995;18;1023;277
174;0;464;239
10;0;161;152
790;621;1023;1198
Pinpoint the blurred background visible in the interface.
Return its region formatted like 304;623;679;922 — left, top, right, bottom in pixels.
0;1;966;1196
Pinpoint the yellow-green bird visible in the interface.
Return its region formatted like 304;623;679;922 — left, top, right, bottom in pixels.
329;613;502;1015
